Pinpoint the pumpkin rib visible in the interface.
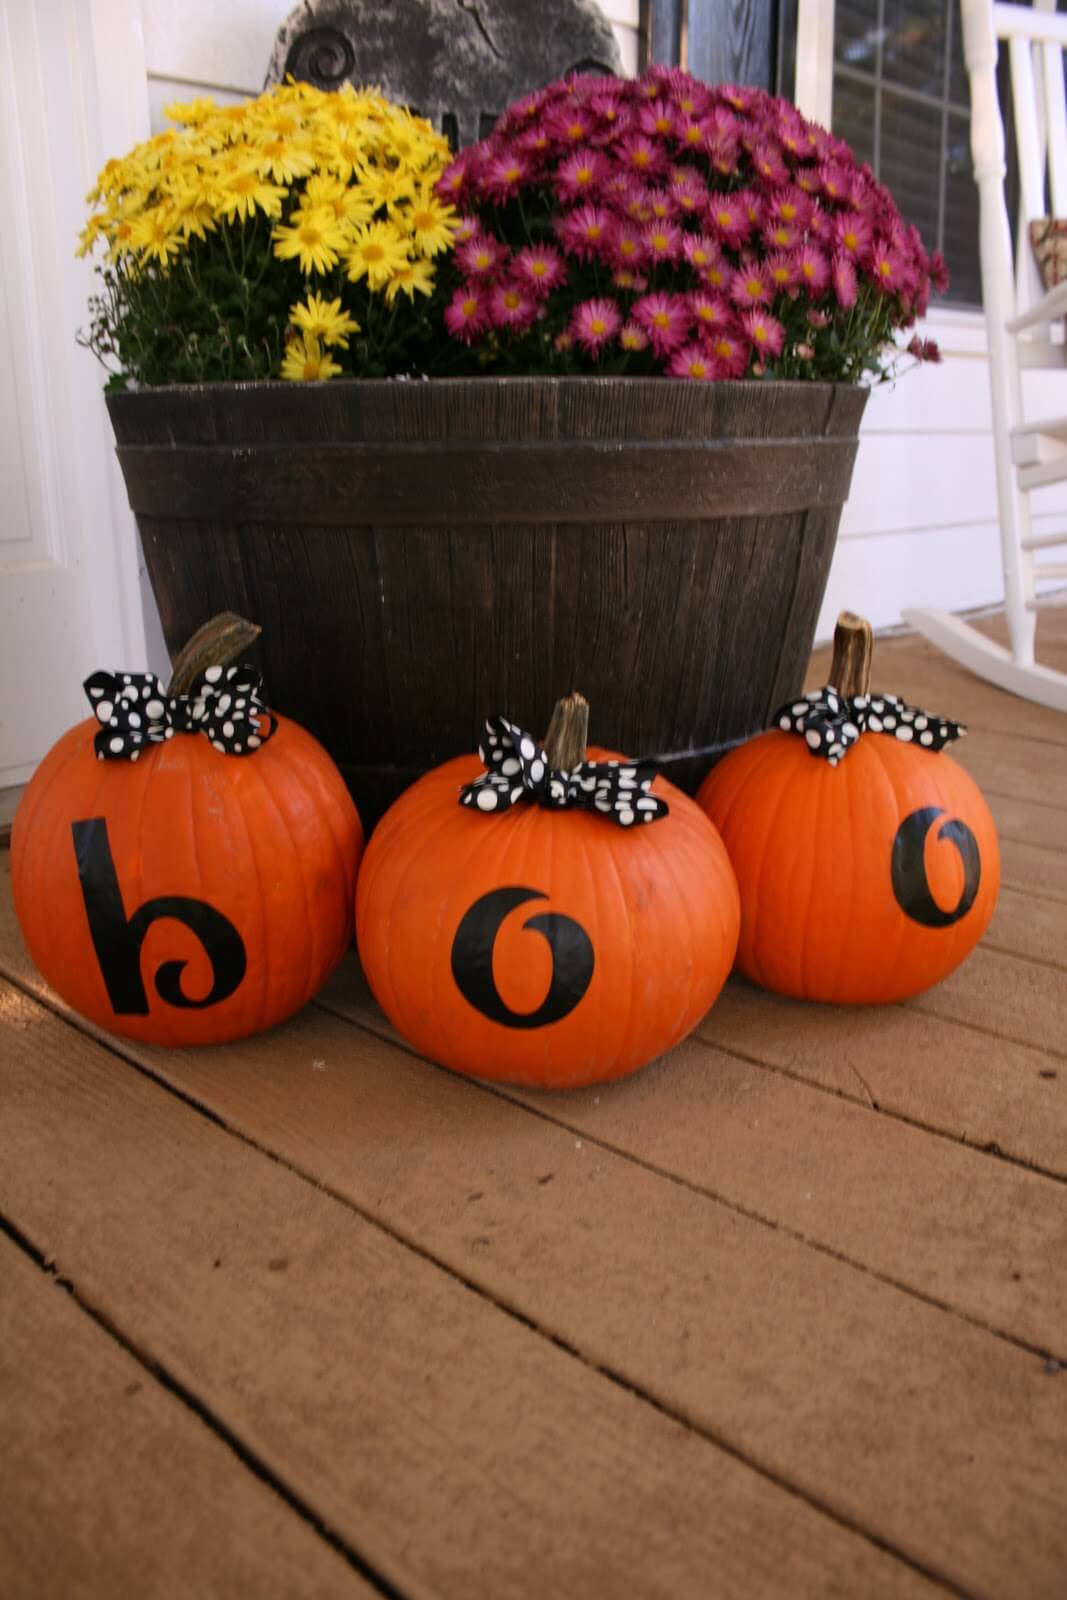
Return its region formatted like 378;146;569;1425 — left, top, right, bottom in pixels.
586;814;636;1079
642;809;697;1041
247;741;322;1010
280;742;356;969
746;747;803;992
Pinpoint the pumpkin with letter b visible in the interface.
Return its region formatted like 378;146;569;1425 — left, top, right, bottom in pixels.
696;612;999;1004
356;693;741;1089
11;615;363;1045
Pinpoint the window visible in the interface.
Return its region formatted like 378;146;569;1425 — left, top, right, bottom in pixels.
832;1;981;306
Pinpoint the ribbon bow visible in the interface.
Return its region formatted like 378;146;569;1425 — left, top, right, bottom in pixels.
774;686;966;766
459;716;669;826
84;665;277;761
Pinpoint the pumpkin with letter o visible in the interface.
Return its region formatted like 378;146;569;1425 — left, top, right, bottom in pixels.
11;614;363;1045
697;611;999;1004
356;693;741;1088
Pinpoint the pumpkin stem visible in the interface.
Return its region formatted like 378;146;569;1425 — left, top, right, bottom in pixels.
543;693;590;771
829;611;873;698
167;613;262;698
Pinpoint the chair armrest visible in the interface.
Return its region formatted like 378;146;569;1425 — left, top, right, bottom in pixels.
1007;278;1067;333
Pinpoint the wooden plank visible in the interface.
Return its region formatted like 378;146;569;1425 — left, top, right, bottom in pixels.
984;884;1067;968
910;944;1067;1057
700;978;1067;1175
0;1233;368;1600
985;791;1067;851
998;837;1067;901
951;728;1067;806
316;964;1067;1357
4;973;1064;1597
0;984;942;1600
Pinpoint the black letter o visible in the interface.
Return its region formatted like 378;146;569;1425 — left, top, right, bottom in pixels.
891;807;981;928
450;887;595;1028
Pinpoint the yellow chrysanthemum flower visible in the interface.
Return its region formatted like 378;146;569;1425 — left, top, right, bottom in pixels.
384;256;436;303
163;96;218;126
216;163;288;222
273;205;350;274
290;292;360;348
253;135;317;185
345;220;409;290
280;333;342;382
360;165;416;210
405;189;457;257
129;205;184;267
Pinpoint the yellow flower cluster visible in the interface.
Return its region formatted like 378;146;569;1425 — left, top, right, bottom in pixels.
79;81;458;380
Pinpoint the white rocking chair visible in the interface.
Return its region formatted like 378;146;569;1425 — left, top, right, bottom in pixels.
903;0;1067;712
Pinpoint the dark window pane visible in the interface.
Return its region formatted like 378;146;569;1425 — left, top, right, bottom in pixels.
947;0;970;110
882;0;948;97
879;90;942;252
942;112;982;305
832;70;877;168
835;0;880;71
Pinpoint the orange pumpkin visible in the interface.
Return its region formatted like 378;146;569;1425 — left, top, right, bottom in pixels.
697;612;1000;1004
356;694;740;1089
11;615;363;1045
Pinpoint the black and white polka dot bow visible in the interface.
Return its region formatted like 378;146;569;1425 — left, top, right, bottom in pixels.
84;665;277;761
774;686;965;766
459;716;669;825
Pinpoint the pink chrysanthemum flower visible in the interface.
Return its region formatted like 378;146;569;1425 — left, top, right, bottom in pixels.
513;244;567;298
545;104;593;144
834;210;874;259
707;194;752;247
683;233;720;272
483;148;529;201
515;124;552;160
452;215;481;246
610;226;647;269
489;281;537;331
444;285;488;343
762;219;799;252
643;220;684;264
742;308;786;357
770;187;813;227
795;165;821;196
688;291;734;333
668;342;715;380
456;235;507;278
571;297;622;353
907;334;942;363
557;202;614;261
437;155;472;204
707;329;749;378
632;291;690;355
729;262;772;308
619;184;654;225
616;132;665;178
619;320;649;351
612;268;648;292
668;173;707;217
676;118;706;153
831;251;858;309
646;189;673;221
752;142;789;186
870;239;906;292
793;244;830;294
556;147;609;203
554;330;574;352
929;249;950;294
819;163;851;204
638;99;676;140
765;252;797;291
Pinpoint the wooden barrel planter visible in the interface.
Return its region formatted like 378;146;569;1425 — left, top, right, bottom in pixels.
108;377;867;824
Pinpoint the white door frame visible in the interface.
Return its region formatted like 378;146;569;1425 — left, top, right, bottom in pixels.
0;0;159;785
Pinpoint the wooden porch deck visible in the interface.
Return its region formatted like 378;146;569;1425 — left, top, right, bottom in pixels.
2;611;1065;1600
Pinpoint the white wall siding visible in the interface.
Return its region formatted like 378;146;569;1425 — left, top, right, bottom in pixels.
817;315;1067;639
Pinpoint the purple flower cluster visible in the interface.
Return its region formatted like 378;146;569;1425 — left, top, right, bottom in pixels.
436;67;947;381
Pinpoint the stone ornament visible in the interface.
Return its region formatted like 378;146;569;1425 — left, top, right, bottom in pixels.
264;0;623;148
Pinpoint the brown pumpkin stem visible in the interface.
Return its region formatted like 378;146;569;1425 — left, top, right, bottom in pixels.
167;612;262;698
543;693;590;771
828;611;873;698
